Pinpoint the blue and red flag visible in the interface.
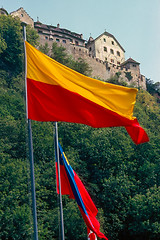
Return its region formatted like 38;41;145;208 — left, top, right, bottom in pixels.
55;142;108;240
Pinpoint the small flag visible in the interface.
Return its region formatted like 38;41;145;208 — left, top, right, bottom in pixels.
55;142;108;240
88;228;97;240
25;41;149;144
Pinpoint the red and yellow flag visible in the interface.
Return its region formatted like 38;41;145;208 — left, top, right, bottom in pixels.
25;41;149;144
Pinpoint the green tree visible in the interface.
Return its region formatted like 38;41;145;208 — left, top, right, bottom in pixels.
128;186;160;240
146;78;160;102
69;57;92;76
106;74;128;86
49;42;91;76
0;34;7;53
39;42;50;55
0;15;23;74
125;71;133;81
51;42;68;64
26;24;39;47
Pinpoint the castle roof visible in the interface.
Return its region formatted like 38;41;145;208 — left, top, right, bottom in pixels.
93;31;125;52
121;57;140;66
34;22;86;42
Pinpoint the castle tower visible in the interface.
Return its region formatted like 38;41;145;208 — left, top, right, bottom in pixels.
120;58;140;76
86;31;125;66
10;7;34;27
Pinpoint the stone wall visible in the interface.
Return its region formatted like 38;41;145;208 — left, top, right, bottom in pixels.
10;8;34;27
39;36;146;90
65;44;146;89
1;6;147;90
87;33;125;65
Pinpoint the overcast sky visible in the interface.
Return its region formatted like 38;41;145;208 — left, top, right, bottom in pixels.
1;0;160;83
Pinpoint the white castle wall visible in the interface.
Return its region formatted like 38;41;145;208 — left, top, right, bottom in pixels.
38;30;146;90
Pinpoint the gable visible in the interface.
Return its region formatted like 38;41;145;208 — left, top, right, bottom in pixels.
10;7;34;27
95;32;125;52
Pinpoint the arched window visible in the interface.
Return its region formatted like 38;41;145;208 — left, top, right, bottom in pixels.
117;51;120;56
110;49;114;54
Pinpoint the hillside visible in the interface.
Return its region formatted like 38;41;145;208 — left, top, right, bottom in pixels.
0;15;160;240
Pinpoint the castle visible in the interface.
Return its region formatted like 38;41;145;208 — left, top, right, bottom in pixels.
0;7;146;89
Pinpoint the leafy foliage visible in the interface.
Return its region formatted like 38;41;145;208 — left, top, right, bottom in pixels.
125;71;133;81
146;78;160;103
0;15;23;75
0;14;160;240
0;14;39;84
39;42;50;55
26;24;39;47
106;73;128;87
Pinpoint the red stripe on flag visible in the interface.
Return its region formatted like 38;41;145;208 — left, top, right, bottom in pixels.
55;162;74;198
27;78;149;144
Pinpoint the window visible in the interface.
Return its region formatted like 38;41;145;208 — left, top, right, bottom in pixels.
132;64;136;67
103;38;106;42
89;47;92;51
111;59;114;63
117;51;120;56
21;14;23;17
56;38;60;42
117;61;120;65
111;41;114;45
63;40;66;43
75;41;79;46
45;36;48;40
104;47;107;52
110;49;114;54
105;57;107;61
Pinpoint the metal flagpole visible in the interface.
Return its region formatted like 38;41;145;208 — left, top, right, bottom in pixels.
23;24;39;240
28;119;39;240
54;122;65;240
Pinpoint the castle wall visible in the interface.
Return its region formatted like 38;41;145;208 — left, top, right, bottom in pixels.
86;33;125;66
10;8;34;27
70;46;111;79
1;6;147;90
94;34;125;65
38;37;146;89
35;22;85;47
66;45;146;89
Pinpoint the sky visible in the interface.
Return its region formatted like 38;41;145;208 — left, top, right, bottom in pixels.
1;0;160;83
